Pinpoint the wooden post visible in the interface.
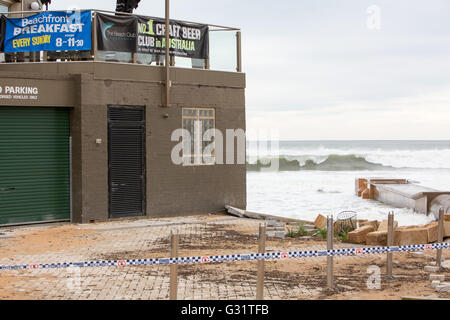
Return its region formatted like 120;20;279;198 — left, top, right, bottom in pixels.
387;212;394;279
169;231;179;300
256;223;266;300
327;215;334;289
437;208;445;270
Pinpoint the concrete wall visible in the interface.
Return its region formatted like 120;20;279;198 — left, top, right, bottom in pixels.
0;62;247;223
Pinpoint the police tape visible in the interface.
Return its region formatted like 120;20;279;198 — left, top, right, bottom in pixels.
0;242;449;271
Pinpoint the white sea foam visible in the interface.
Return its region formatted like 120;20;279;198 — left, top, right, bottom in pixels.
246;141;450;226
247;144;450;169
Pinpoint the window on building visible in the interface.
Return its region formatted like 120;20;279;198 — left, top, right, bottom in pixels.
182;107;215;165
0;5;7;14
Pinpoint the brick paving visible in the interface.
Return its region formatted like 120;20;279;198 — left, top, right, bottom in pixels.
0;215;440;300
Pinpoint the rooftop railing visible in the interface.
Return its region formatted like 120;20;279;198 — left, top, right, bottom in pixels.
0;9;242;73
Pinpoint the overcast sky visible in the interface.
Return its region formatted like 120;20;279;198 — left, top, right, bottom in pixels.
50;0;450;140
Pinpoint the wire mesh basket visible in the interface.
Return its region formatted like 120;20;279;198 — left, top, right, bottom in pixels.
336;211;358;235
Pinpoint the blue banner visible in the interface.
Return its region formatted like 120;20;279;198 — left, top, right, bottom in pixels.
4;11;91;53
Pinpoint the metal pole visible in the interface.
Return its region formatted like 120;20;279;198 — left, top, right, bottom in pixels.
387;212;394;278
164;0;171;108
256;223;266;300
169;231;179;300
437;208;444;270
327;215;334;289
205;30;210;70
236;31;242;72
92;12;98;61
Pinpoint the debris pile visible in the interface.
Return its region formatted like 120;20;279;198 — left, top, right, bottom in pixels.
346;214;450;246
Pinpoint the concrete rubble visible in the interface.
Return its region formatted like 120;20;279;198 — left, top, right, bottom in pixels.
314;214;327;229
424;266;440;273
435;283;450;293
412;252;425;258
430;274;445;281
344;214;450;246
348;225;375;244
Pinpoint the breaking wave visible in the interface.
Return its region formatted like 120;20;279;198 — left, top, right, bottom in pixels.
247;154;394;171
246;144;450;171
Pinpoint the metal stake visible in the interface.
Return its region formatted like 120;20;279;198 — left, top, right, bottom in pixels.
437;208;445;270
327;215;334;289
256;223;266;300
387;212;394;279
169;231;179;300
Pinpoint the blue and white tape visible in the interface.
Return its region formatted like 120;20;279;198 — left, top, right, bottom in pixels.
0;242;448;271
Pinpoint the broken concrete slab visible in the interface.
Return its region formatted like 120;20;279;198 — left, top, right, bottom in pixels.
366;231;388;246
412;252;425;258
267;226;285;232
394;226;428;246
314;214;327;229
378;219;398;232
267;232;285;239
445;220;450;238
266;220;279;227
431;280;441;289
348;225;375;244
225;206;246;218
435;283;450;293
424;266;440;273
360;220;379;230
430;274;445;281
425;222;439;243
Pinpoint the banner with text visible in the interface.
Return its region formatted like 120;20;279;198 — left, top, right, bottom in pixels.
3;11;92;53
96;13;137;53
96;13;209;59
137;16;209;59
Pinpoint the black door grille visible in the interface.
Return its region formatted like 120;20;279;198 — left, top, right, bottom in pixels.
108;106;146;218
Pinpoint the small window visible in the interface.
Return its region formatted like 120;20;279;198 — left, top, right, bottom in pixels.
182;107;215;165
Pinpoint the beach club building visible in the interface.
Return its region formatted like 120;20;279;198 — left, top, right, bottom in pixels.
0;5;246;226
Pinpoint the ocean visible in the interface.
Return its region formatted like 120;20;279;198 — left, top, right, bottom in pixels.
246;140;450;226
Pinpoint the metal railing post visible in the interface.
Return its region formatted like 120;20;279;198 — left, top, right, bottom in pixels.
236;31;242;72
164;0;171;107
256;223;266;300
437;208;445;270
387;212;394;279
92;12;98;61
169;231;179;300
327;215;334;289
205;31;210;70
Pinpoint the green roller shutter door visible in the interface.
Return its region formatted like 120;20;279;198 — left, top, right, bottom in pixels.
0;107;70;225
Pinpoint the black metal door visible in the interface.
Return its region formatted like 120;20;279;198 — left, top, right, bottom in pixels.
108;106;146;218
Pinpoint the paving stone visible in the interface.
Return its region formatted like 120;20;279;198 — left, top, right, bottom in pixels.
431;280;441;289
435;283;450;293
424;266;440;273
412;252;425;258
430;274;445;281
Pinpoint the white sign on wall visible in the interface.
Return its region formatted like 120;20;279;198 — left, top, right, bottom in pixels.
0;85;39;100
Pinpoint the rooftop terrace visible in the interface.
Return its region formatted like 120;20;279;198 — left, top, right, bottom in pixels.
0;9;242;73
